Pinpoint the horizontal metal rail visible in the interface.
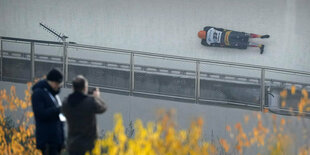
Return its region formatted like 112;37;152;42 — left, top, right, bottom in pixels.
2;50;310;88
1;36;310;76
68;43;310;76
0;36;76;45
199;98;261;108
267;107;310;117
1;36;310;116
133;91;196;101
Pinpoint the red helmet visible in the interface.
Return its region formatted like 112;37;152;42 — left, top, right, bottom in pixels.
198;30;206;39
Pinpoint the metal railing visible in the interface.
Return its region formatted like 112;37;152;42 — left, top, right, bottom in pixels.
1;36;310;114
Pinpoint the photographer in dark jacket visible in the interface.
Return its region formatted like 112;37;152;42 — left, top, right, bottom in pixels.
62;75;107;155
31;68;65;155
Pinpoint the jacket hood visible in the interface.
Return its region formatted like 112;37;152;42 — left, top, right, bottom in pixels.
32;80;60;95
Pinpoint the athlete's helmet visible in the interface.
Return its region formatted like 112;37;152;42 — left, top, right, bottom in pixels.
198;30;206;39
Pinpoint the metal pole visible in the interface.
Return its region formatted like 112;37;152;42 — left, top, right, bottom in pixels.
260;68;266;112
63;42;68;87
129;52;135;95
30;42;35;81
0;39;2;81
195;61;200;104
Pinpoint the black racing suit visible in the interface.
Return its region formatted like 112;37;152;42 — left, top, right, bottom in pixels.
201;26;249;49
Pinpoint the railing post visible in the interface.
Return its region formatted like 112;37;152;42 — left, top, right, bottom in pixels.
30;42;35;81
63;42;68;87
0;39;2;81
129;52;135;95
260;68;266;112
195;61;200;104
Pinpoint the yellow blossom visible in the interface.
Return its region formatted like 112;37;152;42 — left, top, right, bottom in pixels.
291;85;296;95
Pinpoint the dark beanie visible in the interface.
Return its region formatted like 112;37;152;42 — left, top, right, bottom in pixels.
46;68;63;83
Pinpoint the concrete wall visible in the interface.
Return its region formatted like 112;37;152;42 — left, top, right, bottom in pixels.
1;0;310;72
1;81;309;154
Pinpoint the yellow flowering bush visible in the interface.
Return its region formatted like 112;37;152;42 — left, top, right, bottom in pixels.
88;110;217;155
87;85;309;155
0;84;309;155
0;83;41;155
